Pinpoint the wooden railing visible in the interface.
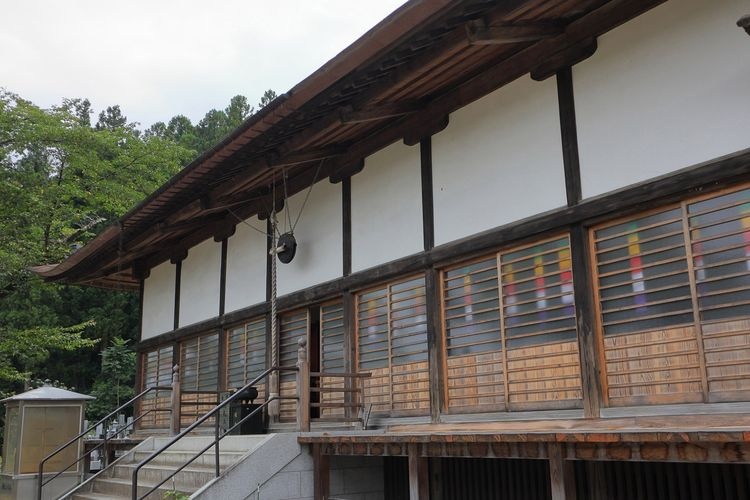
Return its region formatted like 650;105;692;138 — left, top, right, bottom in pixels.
295;337;372;431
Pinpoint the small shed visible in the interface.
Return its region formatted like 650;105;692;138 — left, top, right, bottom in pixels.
0;386;94;500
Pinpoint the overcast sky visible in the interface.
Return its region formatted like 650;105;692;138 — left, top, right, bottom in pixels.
1;0;406;129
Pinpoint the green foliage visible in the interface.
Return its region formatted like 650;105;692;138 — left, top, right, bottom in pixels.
0;87;276;404
87;337;136;420
163;490;190;500
0;321;98;384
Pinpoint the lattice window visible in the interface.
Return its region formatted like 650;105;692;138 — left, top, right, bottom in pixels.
226;317;267;393
442;235;582;412
320;300;345;417
278;309;308;421
140;345;173;428
181;333;220;391
591;188;750;405
356;276;429;415
143;345;173;389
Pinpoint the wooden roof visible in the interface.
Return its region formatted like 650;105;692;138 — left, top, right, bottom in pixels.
33;0;664;289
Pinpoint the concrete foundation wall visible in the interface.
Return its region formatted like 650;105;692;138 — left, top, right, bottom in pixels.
194;433;384;500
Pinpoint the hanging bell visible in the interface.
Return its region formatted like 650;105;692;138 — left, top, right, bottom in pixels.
276;232;297;264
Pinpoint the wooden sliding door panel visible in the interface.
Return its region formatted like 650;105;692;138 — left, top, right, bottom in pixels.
357;276;430;416
441;236;583;413
593;207;702;405
140;345;173;429
180;333;220;426
226;317;267;400
501;237;582;409
320;301;345;417
279;309;308;421
688;187;750;401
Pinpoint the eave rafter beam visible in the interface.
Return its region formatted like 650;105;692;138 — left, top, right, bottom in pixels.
466;20;564;45
339;101;422;124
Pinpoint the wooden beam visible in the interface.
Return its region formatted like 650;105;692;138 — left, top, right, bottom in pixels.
556;67;582;206
340;101;422;124
173;260;182;330
531;38;598;82
313;443;330;500
571;224;602;418
467;21;564;45
267;146;346;168
342;177;352;276
420;137;434;251
219;238;227;316
548;443;577;500
425;268;443;423
408;444;429;500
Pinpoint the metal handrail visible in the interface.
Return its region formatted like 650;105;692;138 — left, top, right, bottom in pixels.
132;366;298;500
37;385;172;500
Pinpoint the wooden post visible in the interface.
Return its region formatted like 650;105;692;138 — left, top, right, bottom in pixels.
408;444;429;500
297;337;310;432
313;443;330;500
170;364;181;436
570;224;602;418
548;443;577;500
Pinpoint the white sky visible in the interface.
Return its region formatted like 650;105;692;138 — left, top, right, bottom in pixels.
0;0;406;129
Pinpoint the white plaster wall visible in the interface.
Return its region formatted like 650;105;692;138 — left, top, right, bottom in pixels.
277;179;342;296
575;0;750;198
225;216;268;313
432;75;566;246
352;141;423;272
179;237;221;327
141;260;175;340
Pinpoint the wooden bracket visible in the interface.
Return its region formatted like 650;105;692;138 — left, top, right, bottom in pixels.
403;114;449;146
738;15;750;35
169;248;188;264
212;220;236;242
329;158;365;184
132;259;150;281
531;38;598;81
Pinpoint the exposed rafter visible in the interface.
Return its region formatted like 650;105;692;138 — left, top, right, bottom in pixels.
466;20;564;45
339;101;422;124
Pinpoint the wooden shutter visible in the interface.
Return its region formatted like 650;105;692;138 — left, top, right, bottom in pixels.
226;317;267;399
442;236;582;412
592;207;702;405
500;236;581;408
443;257;504;411
140;345;173;428
320;300;345;417
357;276;429;415
687;187;750;399
180;333;220;425
278;309;308;421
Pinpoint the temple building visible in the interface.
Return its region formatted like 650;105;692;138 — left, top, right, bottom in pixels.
35;0;750;498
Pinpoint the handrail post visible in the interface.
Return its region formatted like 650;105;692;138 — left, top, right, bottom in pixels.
214;409;220;477
268;371;279;420
297;338;310;432
170;364;181;436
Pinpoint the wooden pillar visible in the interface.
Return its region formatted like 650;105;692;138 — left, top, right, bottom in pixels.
408;444;429;500
548;443;576;500
312;443;330;500
425;268;443;423
570;224;603;417
170;364;182;436
297;337;310;432
342;292;355;420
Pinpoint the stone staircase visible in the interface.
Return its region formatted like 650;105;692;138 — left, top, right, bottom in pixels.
70;435;268;500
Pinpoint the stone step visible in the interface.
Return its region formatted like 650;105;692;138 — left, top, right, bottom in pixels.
92;476;193;500
111;462;218;488
150;435;266;452
72;492;128;500
127;449;246;468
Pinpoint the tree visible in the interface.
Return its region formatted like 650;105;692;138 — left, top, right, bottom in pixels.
258;89;277;109
0;89;193;396
87;337;136;419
